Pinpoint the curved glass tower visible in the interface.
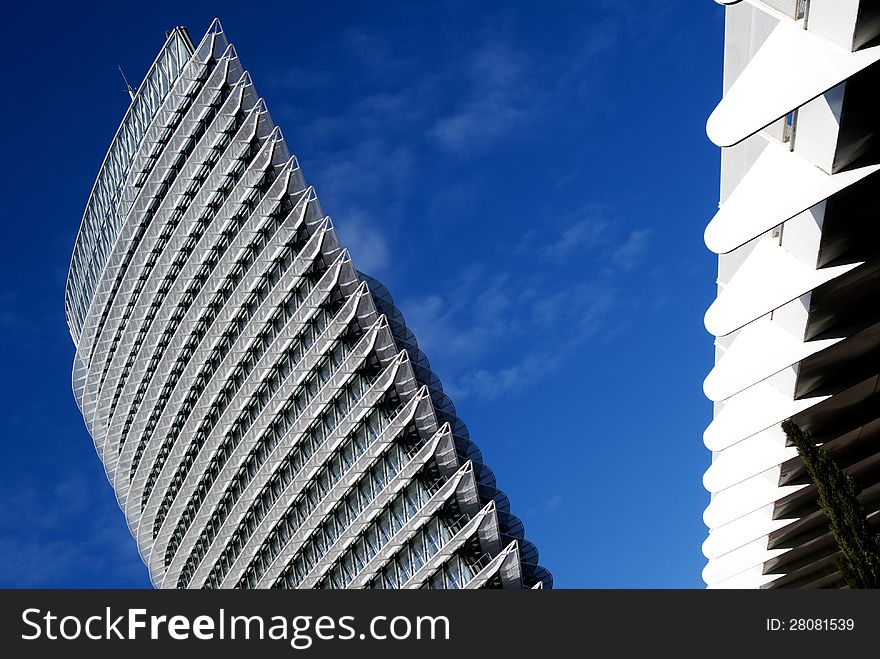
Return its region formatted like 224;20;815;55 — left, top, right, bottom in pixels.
65;20;551;590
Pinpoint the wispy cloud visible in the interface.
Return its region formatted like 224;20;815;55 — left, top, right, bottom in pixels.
541;216;609;262
612;228;651;271
304;138;413;277
333;209;391;275
251;11;655;400
450;352;562;400
403;256;619;401
429;42;530;155
523;493;567;520
450;286;615;400
311;139;416;206
405;269;517;364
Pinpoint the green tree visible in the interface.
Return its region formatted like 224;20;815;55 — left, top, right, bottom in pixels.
782;420;880;588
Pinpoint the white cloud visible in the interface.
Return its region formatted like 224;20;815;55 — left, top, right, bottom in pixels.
449;351;562;400
312;139;415;206
404;272;515;365
402;262;617;402
305;138;413;278
542;216;608;261
430;100;524;154
429;42;531;155
253;21;649;403
333;209;391;276
612;228;651;271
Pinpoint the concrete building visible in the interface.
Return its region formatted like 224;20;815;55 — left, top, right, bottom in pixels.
703;0;880;587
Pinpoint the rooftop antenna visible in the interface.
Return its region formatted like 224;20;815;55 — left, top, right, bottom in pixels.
118;65;136;101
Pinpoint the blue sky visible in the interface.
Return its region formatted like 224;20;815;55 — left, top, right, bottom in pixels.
0;0;723;588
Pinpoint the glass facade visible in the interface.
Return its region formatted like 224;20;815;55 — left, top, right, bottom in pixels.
66;20;551;590
65;28;196;344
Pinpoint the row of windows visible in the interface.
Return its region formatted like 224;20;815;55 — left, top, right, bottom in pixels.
364;512;466;590
422;550;488;590
97;109;252;407
208;397;415;589
144;262;330;524
154;278;341;548
89;89;244;397
157;296;337;562
67;32;196;337
85;79;247;381
107;102;261;433
130;111;185;189
68;43;197;333
82;62;227;370
275;469;439;590
129;225;311;487
113;140;278;446
174;328;362;583
117;191;297;455
119;136;263;475
129;163;284;488
236;424;419;589
174;351;385;584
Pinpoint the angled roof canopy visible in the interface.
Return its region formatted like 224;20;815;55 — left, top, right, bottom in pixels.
704;316;841;402
705;139;880;254
706;18;880;147
704;239;861;337
703;380;827;451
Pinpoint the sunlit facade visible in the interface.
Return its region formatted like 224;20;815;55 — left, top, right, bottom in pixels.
702;0;880;588
65;20;551;590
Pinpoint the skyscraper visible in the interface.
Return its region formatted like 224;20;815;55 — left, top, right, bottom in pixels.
65;19;551;590
702;0;880;588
